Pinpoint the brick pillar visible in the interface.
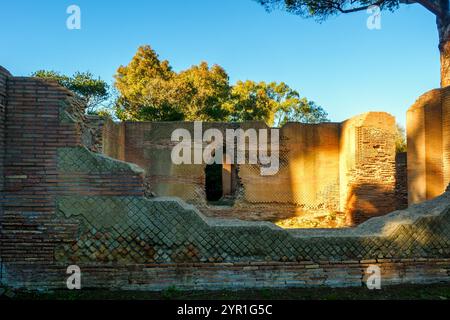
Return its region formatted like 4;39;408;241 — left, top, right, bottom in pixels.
442;87;450;189
407;89;445;205
340;112;396;225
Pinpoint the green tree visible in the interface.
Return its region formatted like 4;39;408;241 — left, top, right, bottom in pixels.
114;46;231;121
395;123;407;153
114;45;179;121
226;80;278;124
177;62;231;121
227;80;328;126
32;70;109;114
255;0;450;87
114;45;329;125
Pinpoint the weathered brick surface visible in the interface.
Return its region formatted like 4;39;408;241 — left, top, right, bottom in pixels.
442;88;450;193
340;113;397;225
53;190;450;265
0;68;144;288
86;116;126;161
0;66;448;291
395;153;408;210
0;76;81;266
0;67;9;221
4;259;450;291
98;115;397;225
407;87;450;204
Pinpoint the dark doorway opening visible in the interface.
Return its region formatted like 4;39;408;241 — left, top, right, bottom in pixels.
205;163;223;201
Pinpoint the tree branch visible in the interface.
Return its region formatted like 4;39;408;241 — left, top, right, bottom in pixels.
335;1;385;13
328;0;444;17
407;0;444;17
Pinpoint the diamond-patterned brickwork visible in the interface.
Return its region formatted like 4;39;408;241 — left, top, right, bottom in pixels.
55;194;450;264
58;147;143;174
56;146;450;265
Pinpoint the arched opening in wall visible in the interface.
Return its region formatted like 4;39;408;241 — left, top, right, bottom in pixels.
205;162;223;202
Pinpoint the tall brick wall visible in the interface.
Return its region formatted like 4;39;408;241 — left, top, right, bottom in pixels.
240;122;341;210
0;77;82;265
0;69;144;284
407;88;449;204
100;113;397;224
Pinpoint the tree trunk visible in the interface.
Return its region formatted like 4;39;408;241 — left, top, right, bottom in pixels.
438;15;450;87
440;39;450;87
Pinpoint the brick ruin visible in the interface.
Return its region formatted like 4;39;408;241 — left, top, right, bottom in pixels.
0;66;449;290
407;87;450;205
87;114;404;227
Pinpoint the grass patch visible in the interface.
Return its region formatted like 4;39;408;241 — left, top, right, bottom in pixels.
2;283;449;300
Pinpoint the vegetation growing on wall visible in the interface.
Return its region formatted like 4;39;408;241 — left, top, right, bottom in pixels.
32;70;110;114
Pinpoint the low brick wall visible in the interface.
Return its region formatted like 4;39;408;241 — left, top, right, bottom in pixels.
4;259;450;291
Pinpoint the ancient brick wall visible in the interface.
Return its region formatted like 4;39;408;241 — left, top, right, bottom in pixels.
0;67;9;221
100;113;397;225
83;116;125;160
340;113;397;225
239;122;341;211
407;88;449;205
102;118;125;161
2;66;447;292
0;68;144;284
395;152;408;210
443;87;450;193
0;76;82;265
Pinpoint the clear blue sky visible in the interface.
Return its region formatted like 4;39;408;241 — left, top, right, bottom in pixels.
0;0;439;126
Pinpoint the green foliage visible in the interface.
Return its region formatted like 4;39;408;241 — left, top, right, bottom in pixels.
114;46;230;122
177;62;231;121
226;80;328;126
92;108;114;118
114;45;329;126
226;80;279;124
32;70;68;85
255;0;401;20
395;123;407;153
114;46;175;120
32;70;110;114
